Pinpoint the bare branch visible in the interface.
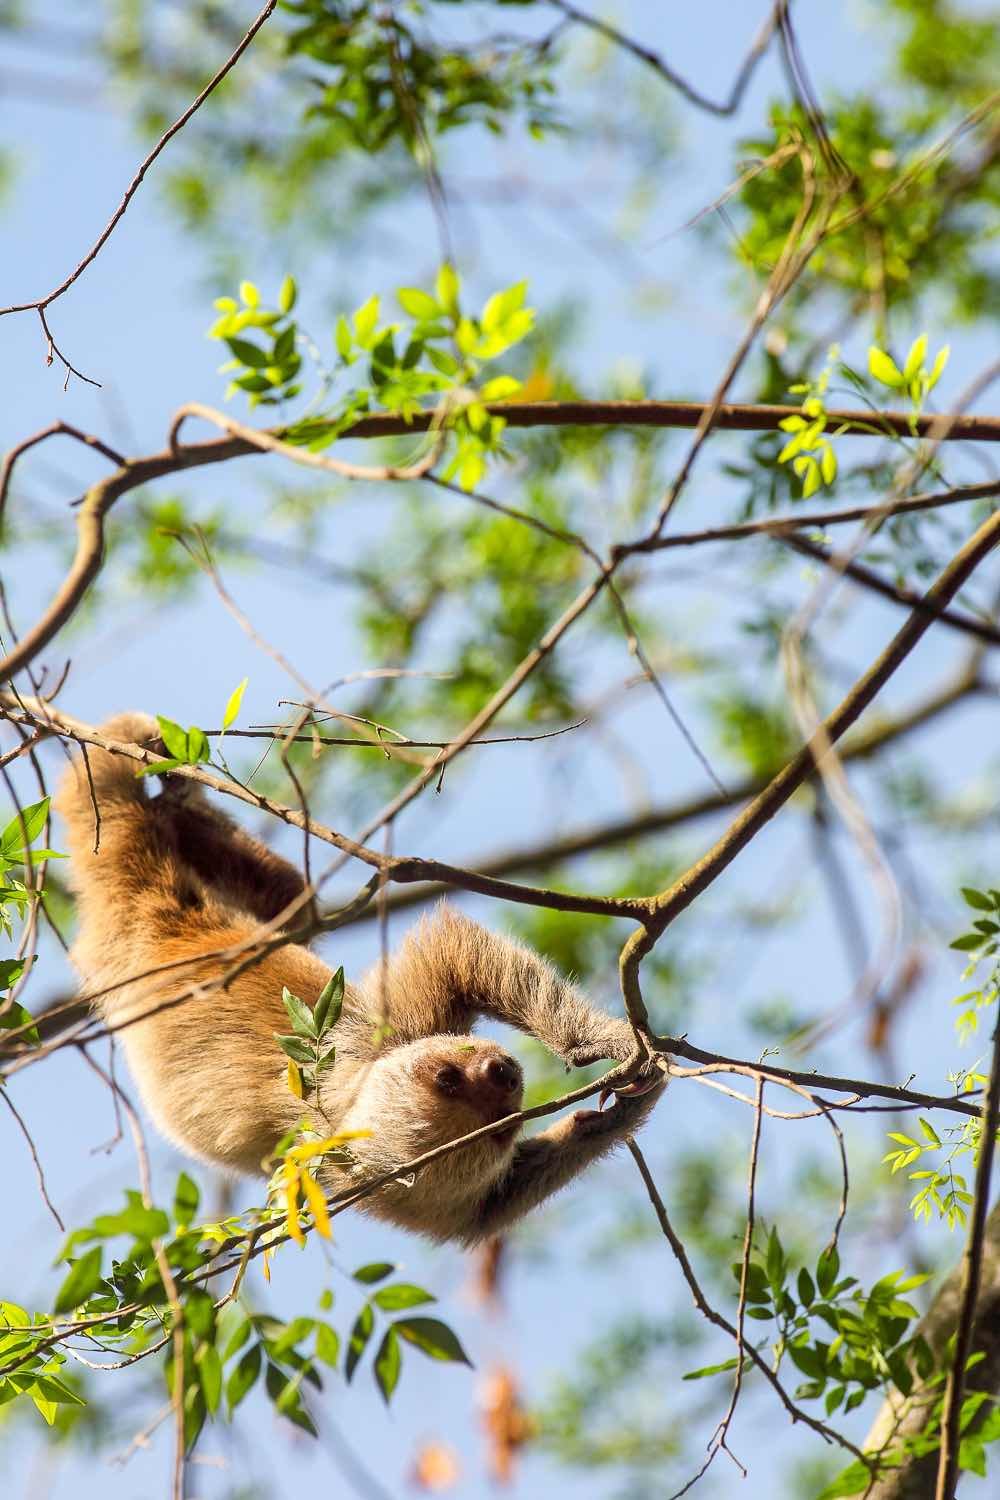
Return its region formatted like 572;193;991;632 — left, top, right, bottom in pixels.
547;1;784;117
0;1;279;386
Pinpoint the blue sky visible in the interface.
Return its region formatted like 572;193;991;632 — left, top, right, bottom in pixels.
2;4;999;1498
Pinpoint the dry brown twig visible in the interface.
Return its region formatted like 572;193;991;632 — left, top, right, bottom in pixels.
0;2;280;386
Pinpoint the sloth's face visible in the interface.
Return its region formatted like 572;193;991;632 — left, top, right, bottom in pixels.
415;1038;524;1151
332;1038;527;1188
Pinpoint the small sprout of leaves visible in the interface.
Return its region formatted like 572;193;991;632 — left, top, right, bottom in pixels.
265;1124;369;1249
209;265;534;490
868;334;949;419
135;715;213;778
0;799;65;939
777;348;842;498
275;968;344;1095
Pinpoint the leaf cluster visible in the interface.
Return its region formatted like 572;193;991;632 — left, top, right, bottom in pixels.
284;1;559;153
274;967;344;1097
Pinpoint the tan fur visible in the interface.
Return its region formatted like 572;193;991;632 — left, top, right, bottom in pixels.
56;713;664;1246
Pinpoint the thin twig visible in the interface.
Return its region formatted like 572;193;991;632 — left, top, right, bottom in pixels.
0;1088;64;1231
626;1138;866;1464
547;0;783;117
0;0;279;386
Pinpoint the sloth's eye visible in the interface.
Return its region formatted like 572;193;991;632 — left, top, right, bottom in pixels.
435;1065;464;1095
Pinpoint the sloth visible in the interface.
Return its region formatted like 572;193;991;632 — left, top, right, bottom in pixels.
55;714;664;1246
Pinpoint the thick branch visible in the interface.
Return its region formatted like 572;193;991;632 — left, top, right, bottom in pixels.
0;695;640;922
5;399;998;684
333;662;980;924
781;534;1000;648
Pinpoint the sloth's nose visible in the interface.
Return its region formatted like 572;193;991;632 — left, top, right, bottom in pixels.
479;1055;522;1095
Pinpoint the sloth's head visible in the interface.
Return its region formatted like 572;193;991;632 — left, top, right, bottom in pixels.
330;1035;524;1194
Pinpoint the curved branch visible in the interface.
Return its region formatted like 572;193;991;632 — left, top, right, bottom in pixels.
546;0;785;118
6;398;998;684
0;695;640;922
333;662;980;924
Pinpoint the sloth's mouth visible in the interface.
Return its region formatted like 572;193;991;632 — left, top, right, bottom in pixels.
489;1124;519;1150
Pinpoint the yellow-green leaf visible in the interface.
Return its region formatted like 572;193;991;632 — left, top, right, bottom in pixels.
222;677;248;731
479;375;520;402
353;296;380;346
927;344;950;391
435;263;460;315
903;334;927;381
868;346;903;388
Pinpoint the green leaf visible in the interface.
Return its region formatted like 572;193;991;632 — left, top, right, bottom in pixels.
352;296;380;346
239;281;260;308
479;375;520;402
53;1247;103;1315
32;1374;85;1408
374;1326;401;1404
819;444;837;485
682;1357;742;1380
927;345;950;391
226;338;269;369
481;281;526;332
274;1033;315;1065
0;999;38;1045
903;334;928;381
227;1343;262;1412
817;1460;876;1500
393;1317;471;1366
398;287;440;320
335;314;353;360
281;987;317;1039
0;959;26;989
314;968;344;1035
185;1289;215;1343
86;1201;169;1243
816;1244;840;1299
223;1318;252;1361
156;716;189;761
353;1262;395;1285
186;727;210;764
372;1284;435;1312
173;1172;200;1228
345;1304;374;1383
797;1268;815;1309
222;678;248;731
134;759;186;779
951;934;986;952
868;346;903;388
278;275;297;314
196;1343;223;1415
315;1323;340;1368
1;798;51;859
435;263;460;316
269;1317;315;1359
961;888;993;911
